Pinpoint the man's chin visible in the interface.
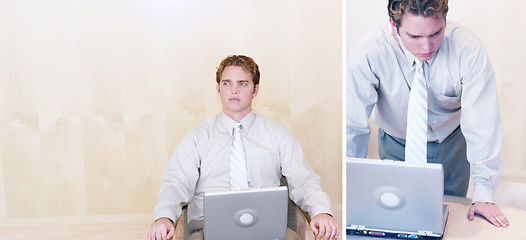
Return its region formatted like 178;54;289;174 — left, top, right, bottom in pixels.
223;106;251;115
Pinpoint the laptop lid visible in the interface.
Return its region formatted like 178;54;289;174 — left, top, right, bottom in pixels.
346;158;447;238
204;186;288;240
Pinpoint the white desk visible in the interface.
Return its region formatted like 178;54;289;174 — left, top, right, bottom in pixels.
347;196;526;239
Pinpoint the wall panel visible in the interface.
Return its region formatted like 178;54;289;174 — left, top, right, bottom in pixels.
0;0;342;222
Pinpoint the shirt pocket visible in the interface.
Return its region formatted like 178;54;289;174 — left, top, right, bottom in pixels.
429;90;461;113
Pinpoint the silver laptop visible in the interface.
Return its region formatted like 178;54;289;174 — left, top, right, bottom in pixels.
204;186;288;240
346;158;449;239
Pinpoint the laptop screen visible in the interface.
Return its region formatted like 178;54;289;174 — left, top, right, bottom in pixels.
204;186;288;240
346;158;447;237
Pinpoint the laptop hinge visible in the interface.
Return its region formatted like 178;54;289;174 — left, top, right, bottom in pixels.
417;230;434;236
349;225;366;230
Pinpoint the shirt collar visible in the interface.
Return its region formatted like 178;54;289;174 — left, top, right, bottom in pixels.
220;111;256;135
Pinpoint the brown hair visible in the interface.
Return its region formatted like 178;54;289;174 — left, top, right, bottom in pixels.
388;0;448;29
216;55;260;86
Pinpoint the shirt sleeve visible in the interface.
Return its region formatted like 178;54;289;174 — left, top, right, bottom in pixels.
277;127;333;218
346;39;380;158
153;130;201;223
459;38;502;203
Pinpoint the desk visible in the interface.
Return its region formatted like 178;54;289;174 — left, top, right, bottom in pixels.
0;216;306;240
347;196;526;239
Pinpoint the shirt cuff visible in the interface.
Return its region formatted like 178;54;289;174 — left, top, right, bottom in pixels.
154;209;180;226
308;204;333;220
471;182;495;203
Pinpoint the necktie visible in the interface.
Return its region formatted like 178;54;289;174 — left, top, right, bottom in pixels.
405;60;428;163
230;122;249;190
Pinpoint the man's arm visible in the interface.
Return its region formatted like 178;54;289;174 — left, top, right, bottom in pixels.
346;40;379;158
275;126;339;239
149;131;201;239
458;35;508;227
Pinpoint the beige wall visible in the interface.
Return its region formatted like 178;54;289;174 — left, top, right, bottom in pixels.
0;0;342;221
347;0;526;177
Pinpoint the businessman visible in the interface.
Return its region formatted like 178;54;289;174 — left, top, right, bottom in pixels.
149;55;339;239
347;0;509;227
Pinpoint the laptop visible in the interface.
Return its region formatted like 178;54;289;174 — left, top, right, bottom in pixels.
346;158;449;239
204;186;288;240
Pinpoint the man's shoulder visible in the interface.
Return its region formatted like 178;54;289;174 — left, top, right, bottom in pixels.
350;22;397;60
253;114;287;129
251;113;295;137
186;114;222;135
444;20;483;48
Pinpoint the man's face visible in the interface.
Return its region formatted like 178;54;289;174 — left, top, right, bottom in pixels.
392;12;446;62
217;65;259;119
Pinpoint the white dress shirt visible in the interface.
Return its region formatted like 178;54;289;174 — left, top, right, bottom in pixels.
155;111;332;223
347;20;502;203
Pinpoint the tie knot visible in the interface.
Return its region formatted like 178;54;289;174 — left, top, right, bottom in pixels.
233;122;242;133
414;59;424;69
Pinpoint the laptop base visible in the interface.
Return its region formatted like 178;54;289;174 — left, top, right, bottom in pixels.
346;228;442;239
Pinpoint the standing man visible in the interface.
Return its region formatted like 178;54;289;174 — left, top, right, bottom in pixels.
149;55;339;240
347;0;509;227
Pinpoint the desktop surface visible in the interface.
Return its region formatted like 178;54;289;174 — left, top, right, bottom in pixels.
347;195;525;240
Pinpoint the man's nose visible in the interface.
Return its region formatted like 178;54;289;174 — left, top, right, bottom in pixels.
230;85;238;94
422;38;433;52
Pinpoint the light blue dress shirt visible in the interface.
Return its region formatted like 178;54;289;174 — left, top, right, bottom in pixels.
347;21;502;203
155;112;332;223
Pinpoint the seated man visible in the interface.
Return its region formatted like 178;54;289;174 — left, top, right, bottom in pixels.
148;55;339;240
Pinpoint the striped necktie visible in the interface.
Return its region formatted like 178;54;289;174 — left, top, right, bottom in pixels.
405;60;428;163
230;122;249;190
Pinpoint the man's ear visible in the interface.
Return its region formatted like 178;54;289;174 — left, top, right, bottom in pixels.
389;18;398;33
216;83;220;94
252;84;259;98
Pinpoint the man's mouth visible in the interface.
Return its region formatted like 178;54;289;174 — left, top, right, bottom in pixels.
419;52;434;58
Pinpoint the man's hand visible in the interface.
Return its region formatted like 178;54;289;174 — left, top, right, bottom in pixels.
148;217;176;240
310;213;340;240
468;202;509;228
